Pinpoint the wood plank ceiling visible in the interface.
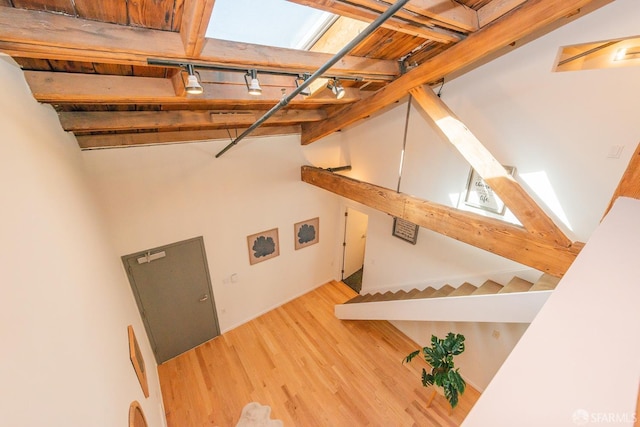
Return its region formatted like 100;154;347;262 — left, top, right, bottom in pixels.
0;0;610;150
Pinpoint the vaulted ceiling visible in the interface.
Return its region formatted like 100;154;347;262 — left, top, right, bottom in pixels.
0;0;612;150
4;0;633;278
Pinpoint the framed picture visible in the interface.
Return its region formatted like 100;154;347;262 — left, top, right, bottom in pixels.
392;217;419;244
129;401;148;427
463;166;515;215
128;325;149;398
247;228;280;265
294;217;319;250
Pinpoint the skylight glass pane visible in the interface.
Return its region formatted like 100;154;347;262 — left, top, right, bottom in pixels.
206;0;335;50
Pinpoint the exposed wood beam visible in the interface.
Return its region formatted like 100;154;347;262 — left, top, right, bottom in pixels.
477;0;526;27
396;0;478;32
76;126;302;150
301;166;582;277
0;7;399;78
288;0;464;43
24;71;361;105
300;0;612;144
603;142;640;218
198;39;399;79
410;85;572;247
180;0;216;57
59;110;326;132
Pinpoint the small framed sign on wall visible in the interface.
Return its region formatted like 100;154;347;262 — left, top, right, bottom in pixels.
463;166;515;215
392;217;419;245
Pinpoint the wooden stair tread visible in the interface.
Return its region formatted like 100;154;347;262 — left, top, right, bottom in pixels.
345;294;365;304
530;273;561;291
472;280;503;295
360;292;383;302
343;273;559;305
407;287;437;299
499;276;534;293
448;282;478;297
428;284;455;298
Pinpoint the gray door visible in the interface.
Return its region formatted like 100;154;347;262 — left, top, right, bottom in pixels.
123;237;220;364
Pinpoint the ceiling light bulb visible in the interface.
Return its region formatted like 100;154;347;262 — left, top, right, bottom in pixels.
248;78;262;96
185;74;204;95
245;70;263;96
330;79;345;100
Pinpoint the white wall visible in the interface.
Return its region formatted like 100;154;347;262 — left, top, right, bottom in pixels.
0;57;165;427
333;0;640;391
82;125;345;332
463;198;640;426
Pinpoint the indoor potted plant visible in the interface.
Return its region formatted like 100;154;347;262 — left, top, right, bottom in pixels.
403;332;466;410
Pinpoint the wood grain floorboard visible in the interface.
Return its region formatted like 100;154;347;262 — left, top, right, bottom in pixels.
158;280;480;426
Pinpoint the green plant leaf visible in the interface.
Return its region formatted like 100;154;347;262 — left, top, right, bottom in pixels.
443;382;459;408
448;369;466;393
421;369;434;387
403;349;420;364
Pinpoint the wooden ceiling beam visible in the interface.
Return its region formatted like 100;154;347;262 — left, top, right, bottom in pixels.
410;85;572;247
603;142;640;218
300;0;612;145
24;71;362;105
288;0;464;43
395;0;478;32
180;0;216;57
332;0;477;32
0;7;399;78
59;110;327;132
301;166;582;277
477;0;526;27
76;126;302;150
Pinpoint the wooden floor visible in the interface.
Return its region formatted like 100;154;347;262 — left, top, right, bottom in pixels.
158;281;480;426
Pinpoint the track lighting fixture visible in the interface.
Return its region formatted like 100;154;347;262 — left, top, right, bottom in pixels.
295;73;312;97
184;64;203;95
327;78;345;100
244;69;262;96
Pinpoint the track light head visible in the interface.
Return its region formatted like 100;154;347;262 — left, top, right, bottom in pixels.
327;78;345;100
184;64;203;95
245;70;262;96
295;73;312;97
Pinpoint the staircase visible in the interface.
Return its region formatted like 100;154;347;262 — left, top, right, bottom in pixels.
335;273;561;323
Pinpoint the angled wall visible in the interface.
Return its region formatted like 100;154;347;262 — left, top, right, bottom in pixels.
0;56;166;427
463;198;640;426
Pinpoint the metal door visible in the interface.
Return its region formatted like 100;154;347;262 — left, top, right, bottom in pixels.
123;237;220;364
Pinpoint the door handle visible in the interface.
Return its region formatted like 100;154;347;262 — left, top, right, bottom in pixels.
199;294;209;302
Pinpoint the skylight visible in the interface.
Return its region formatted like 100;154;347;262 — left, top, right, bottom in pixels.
206;0;336;50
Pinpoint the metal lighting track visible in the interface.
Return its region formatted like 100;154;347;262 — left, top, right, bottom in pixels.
214;0;412;158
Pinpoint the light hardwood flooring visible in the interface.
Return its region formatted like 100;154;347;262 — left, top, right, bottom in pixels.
158;280;480;426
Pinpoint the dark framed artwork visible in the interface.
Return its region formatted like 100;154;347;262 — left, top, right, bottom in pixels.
294;217;319;250
463;166;515;215
247;228;280;265
392;217;419;244
128;325;149;398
